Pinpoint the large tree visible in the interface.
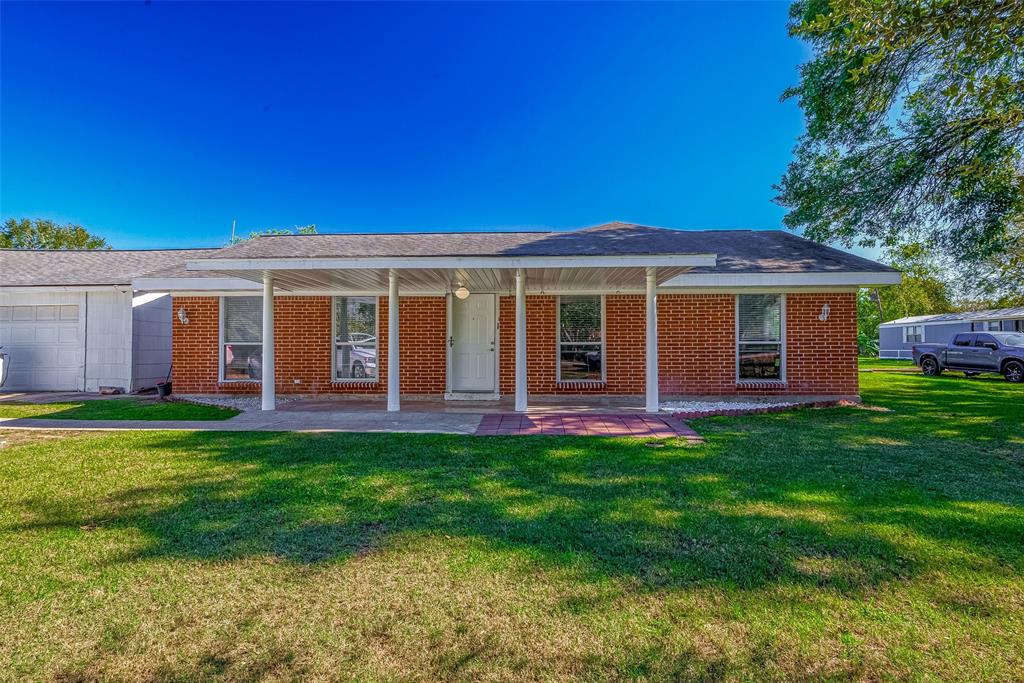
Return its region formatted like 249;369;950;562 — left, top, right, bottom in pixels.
776;0;1024;264
954;220;1024;305
1;218;110;250
230;224;317;244
857;242;956;354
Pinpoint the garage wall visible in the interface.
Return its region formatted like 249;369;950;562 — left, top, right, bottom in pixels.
84;290;134;392
0;290;87;391
131;293;172;391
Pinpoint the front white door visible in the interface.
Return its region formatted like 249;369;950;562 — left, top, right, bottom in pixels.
451;294;496;392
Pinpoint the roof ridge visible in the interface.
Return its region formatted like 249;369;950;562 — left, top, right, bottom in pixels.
247;230;556;239
0;247;219;253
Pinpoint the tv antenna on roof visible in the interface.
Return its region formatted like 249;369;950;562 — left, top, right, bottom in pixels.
230;218;237;243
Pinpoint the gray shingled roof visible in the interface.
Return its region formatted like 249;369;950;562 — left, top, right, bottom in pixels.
0;223;896;288
0;248;218;287
199;222;894;273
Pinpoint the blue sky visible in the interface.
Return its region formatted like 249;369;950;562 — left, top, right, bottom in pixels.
1;1;808;249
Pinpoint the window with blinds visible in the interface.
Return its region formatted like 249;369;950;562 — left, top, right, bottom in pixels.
222;296;262;381
558;295;603;382
335;296;378;380
737;294;783;381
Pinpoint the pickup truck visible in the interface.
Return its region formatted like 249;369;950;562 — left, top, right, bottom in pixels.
912;331;1024;383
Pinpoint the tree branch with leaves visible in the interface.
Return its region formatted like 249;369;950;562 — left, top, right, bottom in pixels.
1;218;110;250
776;0;1024;266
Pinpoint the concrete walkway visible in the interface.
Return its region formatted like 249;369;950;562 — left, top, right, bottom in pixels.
0;410;483;434
0;409;703;439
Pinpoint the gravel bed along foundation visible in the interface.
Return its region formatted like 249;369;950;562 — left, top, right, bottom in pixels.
665;399;853;419
173;394;300;412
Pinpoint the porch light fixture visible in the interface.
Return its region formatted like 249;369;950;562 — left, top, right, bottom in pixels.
454;286;470;300
177;307;189;325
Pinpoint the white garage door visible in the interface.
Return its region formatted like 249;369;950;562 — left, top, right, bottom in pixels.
0;304;85;391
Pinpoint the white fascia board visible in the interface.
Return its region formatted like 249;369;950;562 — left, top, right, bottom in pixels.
185;253;718;272
131;277;263;292
661;271;902;288
154;287;652;298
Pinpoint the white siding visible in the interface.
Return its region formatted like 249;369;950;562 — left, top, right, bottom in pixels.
84;290;134;392
131;293;172;390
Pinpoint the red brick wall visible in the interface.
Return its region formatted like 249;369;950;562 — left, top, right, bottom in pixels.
171;296;225;393
497;292;859;397
784;292;859;395
657;292;859;396
658;294;736;395
395;296;447;394
171;295;446;395
498;295;647;395
172;291;859;398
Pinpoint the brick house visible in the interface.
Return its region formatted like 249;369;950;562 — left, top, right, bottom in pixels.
132;222;901;411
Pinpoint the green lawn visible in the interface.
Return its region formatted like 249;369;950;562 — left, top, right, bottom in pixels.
0;397;238;421
858;356;917;370
0;369;1021;681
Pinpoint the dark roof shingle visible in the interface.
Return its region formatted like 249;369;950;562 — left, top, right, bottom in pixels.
0;223;896;287
199;222;894;273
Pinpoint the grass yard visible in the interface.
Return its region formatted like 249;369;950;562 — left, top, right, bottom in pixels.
0;398;237;421
0;368;1021;681
857;356;916;370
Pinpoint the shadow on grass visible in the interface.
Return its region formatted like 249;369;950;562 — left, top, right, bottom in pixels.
8;392;1023;598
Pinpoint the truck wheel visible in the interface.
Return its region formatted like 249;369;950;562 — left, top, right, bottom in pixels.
1004;360;1024;383
921;357;942;376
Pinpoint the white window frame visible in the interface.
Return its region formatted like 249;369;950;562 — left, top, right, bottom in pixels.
556;294;606;384
735;293;786;383
331;295;379;383
219;295;262;384
903;325;924;343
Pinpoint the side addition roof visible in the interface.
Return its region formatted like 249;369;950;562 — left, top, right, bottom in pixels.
0;248;219;287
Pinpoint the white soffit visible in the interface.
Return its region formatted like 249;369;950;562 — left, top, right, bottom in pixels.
172;264;699;293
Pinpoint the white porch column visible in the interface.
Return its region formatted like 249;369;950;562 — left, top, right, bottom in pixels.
387;269;400;412
261;273;276;411
514;267;527;412
645;266;659;413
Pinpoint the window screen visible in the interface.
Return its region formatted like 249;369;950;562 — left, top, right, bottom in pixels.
737;294;783;380
558;296;603;381
335;296;378;380
223;296;262;381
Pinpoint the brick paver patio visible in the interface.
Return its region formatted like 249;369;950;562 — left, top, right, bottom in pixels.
475;413;702;440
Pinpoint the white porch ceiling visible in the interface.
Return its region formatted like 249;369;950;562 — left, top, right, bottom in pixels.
200;265;695;294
